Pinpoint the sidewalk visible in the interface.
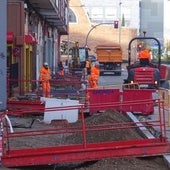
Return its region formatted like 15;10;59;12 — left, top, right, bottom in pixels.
150;103;170;167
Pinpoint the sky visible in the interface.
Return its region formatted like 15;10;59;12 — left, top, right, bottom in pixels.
164;0;170;40
81;0;170;41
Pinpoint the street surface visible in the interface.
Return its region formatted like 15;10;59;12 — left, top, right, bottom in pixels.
99;63;128;87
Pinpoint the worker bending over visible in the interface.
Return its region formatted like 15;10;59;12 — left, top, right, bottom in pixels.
39;62;51;98
85;59;91;75
89;61;100;88
58;61;64;76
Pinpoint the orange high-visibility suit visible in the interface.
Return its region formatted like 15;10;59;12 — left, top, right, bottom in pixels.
39;66;51;97
58;69;64;76
89;65;100;88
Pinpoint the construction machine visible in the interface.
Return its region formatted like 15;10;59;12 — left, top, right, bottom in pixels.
60;41;87;72
70;46;86;69
124;35;169;89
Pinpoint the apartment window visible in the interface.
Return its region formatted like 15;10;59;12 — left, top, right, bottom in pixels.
91;7;103;19
105;7;116;20
69;8;77;23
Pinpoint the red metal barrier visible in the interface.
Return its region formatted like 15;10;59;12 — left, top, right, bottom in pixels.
87;88;155;115
160;64;169;79
122;89;155;115
87;88;120;113
7;74;85;99
0;100;169;168
0;136;2;162
134;67;155;85
7;100;44;115
7;88;156;116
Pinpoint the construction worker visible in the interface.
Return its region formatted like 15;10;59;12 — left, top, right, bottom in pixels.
89;61;100;88
138;46;151;65
58;61;64;76
85;59;91;75
39;62;51;98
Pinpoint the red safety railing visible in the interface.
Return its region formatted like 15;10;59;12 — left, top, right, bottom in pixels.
7;73;86;99
0;99;170;168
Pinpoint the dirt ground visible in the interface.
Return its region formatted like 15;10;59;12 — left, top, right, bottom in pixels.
1;109;170;170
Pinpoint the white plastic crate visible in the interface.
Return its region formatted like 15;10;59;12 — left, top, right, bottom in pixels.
43;98;79;124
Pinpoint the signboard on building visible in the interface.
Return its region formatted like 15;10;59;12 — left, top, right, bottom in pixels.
13;47;21;57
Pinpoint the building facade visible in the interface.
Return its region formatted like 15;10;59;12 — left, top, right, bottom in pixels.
81;0;140;32
0;1;7;110
164;0;170;42
7;0;69;95
81;0;167;46
140;0;163;43
61;0;137;61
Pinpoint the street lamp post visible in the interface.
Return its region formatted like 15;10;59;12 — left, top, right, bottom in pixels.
84;23;113;59
85;23;114;47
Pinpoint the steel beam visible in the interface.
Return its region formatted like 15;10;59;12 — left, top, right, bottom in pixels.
2;139;170;167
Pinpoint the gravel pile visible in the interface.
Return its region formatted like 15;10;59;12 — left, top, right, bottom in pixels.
4;109;170;170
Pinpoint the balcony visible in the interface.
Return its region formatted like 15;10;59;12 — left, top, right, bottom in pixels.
27;0;68;34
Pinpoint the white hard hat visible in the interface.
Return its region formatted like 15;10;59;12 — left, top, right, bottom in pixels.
95;61;99;65
43;62;48;66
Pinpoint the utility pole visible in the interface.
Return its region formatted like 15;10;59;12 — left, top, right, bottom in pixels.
0;1;7;110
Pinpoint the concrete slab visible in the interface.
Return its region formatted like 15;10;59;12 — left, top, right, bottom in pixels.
126;112;155;139
127;111;170;167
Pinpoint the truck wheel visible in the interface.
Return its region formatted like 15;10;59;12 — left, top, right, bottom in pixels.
100;72;103;76
115;71;121;76
118;71;121;76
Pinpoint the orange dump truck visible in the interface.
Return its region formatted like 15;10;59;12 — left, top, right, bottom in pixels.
95;44;122;76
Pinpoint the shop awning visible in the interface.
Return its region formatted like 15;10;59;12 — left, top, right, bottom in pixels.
25;34;37;44
7;32;14;43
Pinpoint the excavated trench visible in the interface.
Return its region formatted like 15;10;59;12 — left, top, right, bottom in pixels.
2;109;169;170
